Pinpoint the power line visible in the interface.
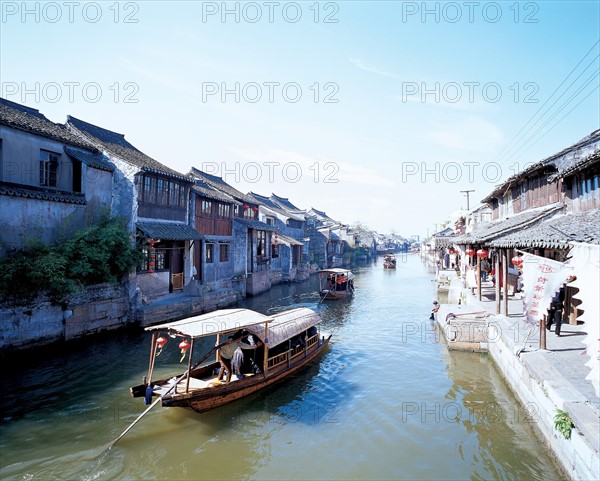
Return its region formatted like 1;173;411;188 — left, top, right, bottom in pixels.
460;189;475;210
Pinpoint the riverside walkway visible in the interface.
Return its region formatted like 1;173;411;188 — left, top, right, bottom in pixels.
437;280;599;481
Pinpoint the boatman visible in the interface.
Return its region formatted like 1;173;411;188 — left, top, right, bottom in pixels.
217;331;260;383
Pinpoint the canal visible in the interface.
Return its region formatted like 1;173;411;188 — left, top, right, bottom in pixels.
0;254;562;480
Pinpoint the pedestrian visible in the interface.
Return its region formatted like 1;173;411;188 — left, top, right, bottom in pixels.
547;285;566;336
480;258;490;281
430;301;440;320
216;331;260;383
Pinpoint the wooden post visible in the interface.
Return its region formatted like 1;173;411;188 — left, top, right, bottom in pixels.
540;316;547;350
148;331;157;384
495;250;501;314
263;321;269;377
477;254;482;301
185;338;195;393
502;249;509;316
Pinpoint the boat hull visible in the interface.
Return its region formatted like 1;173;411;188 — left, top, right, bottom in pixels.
160;335;331;413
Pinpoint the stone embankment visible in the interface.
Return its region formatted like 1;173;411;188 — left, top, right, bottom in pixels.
434;279;599;481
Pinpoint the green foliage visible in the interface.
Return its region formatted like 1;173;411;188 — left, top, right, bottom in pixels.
554;409;574;439
0;217;141;304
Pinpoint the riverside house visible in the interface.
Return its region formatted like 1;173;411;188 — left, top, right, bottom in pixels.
188;168;275;296
67;116;201;302
248;192;305;283
0;98;114;257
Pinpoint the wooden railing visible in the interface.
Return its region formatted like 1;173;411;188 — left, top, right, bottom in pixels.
266;334;319;369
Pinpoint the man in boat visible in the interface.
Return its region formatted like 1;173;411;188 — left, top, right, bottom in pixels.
217;331;261;383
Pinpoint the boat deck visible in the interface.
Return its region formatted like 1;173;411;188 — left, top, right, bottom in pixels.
153;373;256;396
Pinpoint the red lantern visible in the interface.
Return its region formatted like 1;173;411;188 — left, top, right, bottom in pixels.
512;256;523;268
179;339;191;362
243;204;249;210
465;248;475;256
476;249;489;259
155;336;167;356
252;207;259;212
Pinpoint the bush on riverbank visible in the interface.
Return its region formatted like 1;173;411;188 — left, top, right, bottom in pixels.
0;217;142;305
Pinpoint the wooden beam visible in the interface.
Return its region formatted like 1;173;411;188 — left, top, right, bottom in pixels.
502;249;509;316
477;254;482;301
495;250;501;314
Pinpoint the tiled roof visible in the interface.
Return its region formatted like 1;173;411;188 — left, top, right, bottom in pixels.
456;203;564;244
482;129;600;203
249;192;305;222
68;116;188;181
489;209;600;249
192;181;241;205
275;233;303;246
556;150;600;180
189;167;256;203
271;193;303;212
0;98;97;151
0;181;86;205
64;146;114;172
248;192;281;210
233;218;276;231
137;221;203;240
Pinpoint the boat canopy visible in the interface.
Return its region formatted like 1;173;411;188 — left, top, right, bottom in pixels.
319;268;353;275
145;307;322;349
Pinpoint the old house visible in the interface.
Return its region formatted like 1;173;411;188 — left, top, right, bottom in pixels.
66;116;201;301
0;98;114;256
249;192;305;283
457;129;599;317
185;168;245;299
187;168;274;296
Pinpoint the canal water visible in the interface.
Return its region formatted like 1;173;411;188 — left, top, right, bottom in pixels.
0;254;562;480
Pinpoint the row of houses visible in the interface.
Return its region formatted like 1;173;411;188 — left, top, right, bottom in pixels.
0;98;401;322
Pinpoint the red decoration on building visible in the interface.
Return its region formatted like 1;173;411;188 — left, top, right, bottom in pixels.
476;249;489;259
252;207;259;212
465;248;475;256
512;256;523;268
243;204;249;210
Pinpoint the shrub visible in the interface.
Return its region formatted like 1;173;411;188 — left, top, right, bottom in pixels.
0;217;141;304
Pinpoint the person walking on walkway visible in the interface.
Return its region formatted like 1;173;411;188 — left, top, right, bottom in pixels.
547;285;566;336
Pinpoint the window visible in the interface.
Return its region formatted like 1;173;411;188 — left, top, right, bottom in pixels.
143;176;156;203
40;150;59;187
244;207;255;219
155;249;168;270
233;205;239;217
156;178;167;204
271;243;279;258
256;230;268;259
202;200;212;215
219;243;229;262
206;243;214;263
266;217;274;226
218;203;231;218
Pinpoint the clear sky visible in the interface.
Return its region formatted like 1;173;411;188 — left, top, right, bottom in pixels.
2;1;599;238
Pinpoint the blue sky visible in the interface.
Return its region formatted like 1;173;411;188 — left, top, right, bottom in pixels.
2;1;599;238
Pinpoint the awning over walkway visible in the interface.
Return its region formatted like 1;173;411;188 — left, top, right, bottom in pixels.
489;209;600;249
137;221;203;240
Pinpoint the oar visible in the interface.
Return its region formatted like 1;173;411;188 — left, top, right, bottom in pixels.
105;340;228;451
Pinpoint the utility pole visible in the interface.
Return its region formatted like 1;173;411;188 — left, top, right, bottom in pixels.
461;190;475;210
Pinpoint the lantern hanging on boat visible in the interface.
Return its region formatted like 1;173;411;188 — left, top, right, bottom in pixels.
155;335;168;356
465;248;475;256
476;249;489;259
179;339;191;363
512;256;523;268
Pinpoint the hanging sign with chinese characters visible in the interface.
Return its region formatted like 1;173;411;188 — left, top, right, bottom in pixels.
520;252;574;326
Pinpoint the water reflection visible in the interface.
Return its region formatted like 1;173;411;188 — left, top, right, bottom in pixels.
0;255;561;481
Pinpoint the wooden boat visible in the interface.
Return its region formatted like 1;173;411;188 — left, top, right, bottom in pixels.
319;268;354;300
383;254;396;269
130;307;331;413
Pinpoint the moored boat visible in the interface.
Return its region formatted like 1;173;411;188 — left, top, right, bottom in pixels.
318;268;355;300
383;254;396;269
130;307;331;413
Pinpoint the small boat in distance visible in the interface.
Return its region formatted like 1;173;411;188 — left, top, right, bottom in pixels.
130;308;331;413
319;268;355;300
383;254;397;269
